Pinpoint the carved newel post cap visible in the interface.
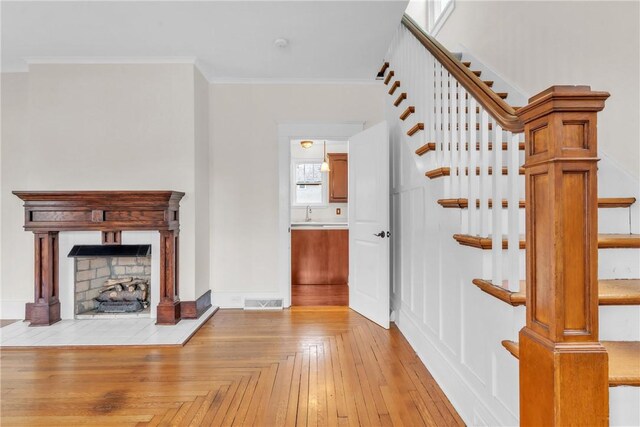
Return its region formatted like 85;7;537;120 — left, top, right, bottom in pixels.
516;85;610;124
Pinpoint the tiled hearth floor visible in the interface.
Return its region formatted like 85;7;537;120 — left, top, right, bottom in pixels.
0;306;218;347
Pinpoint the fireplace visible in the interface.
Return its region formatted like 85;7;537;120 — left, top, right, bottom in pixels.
71;244;152;317
13;191;185;326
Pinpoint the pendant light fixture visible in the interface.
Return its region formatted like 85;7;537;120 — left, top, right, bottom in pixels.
320;140;330;172
300;140;313;149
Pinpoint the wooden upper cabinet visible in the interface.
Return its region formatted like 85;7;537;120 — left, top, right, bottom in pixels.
328;153;348;203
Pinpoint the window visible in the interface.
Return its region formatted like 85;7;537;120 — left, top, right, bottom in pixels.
429;0;454;36
292;160;327;206
406;0;454;36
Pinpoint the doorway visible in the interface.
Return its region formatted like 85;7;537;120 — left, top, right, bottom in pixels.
289;139;349;306
277;121;391;328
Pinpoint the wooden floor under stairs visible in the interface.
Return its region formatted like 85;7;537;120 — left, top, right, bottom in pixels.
473;278;640;306
453;233;640;250
501;340;640;387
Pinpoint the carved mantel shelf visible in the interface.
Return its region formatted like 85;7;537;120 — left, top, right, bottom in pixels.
13;191;185;326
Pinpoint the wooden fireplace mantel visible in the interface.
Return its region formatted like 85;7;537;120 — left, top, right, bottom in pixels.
13;190;186;326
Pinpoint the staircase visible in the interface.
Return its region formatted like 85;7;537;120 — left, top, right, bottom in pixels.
382;14;639;426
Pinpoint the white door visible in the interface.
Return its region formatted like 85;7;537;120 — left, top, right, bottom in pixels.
348;121;390;329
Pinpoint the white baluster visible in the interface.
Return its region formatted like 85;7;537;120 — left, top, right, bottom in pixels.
468;98;478;235
507;133;521;291
427;53;436;154
435;63;443;167
450;77;459;198
479;110;490;236
492;124;503;287
442;72;451;197
459;85;468;204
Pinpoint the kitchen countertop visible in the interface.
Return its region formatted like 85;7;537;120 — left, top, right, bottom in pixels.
291;222;348;230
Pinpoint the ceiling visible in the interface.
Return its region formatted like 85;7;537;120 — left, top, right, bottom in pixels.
1;1;408;81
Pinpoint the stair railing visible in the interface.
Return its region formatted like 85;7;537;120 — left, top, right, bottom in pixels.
385;13;610;425
389;14;525;290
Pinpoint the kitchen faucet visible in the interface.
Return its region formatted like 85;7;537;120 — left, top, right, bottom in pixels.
305;205;312;222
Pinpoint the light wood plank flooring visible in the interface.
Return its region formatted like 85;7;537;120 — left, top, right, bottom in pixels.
0;307;464;426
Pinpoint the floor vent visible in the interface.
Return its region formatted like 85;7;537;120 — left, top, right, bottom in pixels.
244;298;284;310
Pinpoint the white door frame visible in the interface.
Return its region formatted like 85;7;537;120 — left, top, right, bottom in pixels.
277;121;364;307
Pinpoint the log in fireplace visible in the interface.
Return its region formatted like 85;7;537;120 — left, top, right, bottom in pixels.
13;191;185;326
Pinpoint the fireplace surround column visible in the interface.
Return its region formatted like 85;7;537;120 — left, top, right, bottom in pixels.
157;229;181;324
26;231;61;326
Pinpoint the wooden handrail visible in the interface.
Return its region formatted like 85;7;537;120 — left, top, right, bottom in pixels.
401;14;524;133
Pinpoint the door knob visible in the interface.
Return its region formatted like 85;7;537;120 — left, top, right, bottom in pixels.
373;231;386;238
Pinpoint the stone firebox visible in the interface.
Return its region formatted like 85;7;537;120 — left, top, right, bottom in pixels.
74;255;151;316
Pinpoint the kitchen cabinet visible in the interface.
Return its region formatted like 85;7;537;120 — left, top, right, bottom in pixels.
291;229;348;285
291;229;349;306
328;153;348;203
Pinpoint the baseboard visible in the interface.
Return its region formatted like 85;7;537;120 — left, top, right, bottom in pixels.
212;291;286;309
0;299;29;320
180;290;212;319
396;309;510;426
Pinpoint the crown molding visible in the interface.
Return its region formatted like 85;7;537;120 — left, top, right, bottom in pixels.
208;77;379;85
2;57;379;86
23;56;198;66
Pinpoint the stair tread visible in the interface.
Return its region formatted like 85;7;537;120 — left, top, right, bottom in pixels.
473;278;640;306
438;197;636;209
501;340;640;387
416;142;436;155
377;62;389;78
445;92;508;100
393;92;407;107
407;122;424;136
384;70;394;85
400;106;415;121
416;142;526;156
425;166;525;179
389;80;401;95
453;233;640;249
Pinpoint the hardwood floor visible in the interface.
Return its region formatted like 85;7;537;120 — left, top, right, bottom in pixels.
0;308;464;426
292;285;349;306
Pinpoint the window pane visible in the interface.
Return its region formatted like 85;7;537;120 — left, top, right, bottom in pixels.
296;164;305;183
296;163;322;184
296;184;322;204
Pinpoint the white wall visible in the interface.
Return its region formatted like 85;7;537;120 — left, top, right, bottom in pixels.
0;73;30;317
209;83;384;303
0;64;210;318
435;0;640;178
194;67;211;299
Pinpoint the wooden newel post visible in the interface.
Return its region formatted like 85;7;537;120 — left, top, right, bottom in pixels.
516;86;610;426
